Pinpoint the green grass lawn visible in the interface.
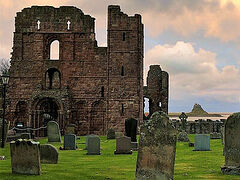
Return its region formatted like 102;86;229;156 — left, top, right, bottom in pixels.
0;135;239;180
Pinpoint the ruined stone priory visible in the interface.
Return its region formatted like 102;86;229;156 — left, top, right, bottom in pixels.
6;5;144;136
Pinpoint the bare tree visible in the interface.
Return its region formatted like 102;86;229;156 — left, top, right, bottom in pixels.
0;58;10;75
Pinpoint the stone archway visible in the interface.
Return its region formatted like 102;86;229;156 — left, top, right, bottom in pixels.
32;97;63;137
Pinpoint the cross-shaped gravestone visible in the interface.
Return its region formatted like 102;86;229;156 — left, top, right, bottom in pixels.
67;21;71;30
37;20;40;30
179;112;188;131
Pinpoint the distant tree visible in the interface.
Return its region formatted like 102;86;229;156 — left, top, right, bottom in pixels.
0;58;10;75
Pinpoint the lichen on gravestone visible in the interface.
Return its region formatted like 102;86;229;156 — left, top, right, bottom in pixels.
136;111;177;180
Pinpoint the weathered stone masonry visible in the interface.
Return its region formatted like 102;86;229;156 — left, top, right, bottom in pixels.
143;65;169;118
7;5;144;136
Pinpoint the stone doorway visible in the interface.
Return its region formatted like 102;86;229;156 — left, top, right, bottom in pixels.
32;98;64;137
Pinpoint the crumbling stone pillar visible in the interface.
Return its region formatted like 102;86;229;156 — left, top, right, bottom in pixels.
143;65;169;117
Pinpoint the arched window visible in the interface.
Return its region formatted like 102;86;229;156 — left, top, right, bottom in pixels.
45;68;61;89
144;97;150;114
50;40;59;60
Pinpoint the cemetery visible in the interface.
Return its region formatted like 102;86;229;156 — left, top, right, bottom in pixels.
0;130;239;179
1;2;240;180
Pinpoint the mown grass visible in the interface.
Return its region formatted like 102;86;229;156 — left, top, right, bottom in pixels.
0;135;239;180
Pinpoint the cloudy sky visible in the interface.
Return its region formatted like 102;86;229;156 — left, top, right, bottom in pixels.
1;0;240;112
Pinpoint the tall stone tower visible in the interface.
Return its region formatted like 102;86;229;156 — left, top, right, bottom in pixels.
107;5;144;131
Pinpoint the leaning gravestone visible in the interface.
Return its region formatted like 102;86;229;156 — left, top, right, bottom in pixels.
107;128;116;139
64;134;76;150
221;113;240;175
87;135;100;155
10;139;41;175
136;111;177;180
114;136;132;154
193;134;210;151
47;121;61;142
40;144;58;164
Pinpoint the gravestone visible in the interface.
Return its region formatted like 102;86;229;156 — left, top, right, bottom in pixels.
87;135;100;155
221;113;240;175
179;112;188;131
136;111;177;180
10;139;41;175
210;132;221;139
85;134;96;150
40;144;58;164
107;128;116;139
0;119;10;145
125;118;138;142
114;136;132;154
193;134;210;151
177;131;190;142
47;121;61;142
64;134;76;150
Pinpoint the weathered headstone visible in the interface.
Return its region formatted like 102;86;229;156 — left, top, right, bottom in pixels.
85;134;96;150
136;111;177;180
193;134;210;151
107;128;116;139
40;144;58;164
177;131;190;142
10;139;41;175
221;113;240;175
47;121;61;142
87;135;100;155
179;112;188;131
210;132;221;139
64;134;76;150
125;118;138;142
114;136;132;154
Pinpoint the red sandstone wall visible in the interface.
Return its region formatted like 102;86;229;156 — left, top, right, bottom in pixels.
7;5;143;135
